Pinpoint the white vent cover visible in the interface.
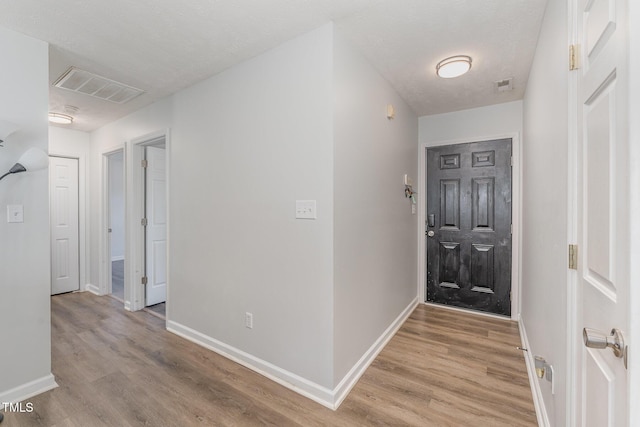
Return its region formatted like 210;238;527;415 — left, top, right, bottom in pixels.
53;67;144;104
494;77;514;92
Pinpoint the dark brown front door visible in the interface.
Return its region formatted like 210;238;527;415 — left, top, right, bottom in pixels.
426;138;512;316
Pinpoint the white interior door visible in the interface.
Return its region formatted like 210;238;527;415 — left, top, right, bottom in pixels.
576;0;629;424
50;156;80;295
145;146;167;306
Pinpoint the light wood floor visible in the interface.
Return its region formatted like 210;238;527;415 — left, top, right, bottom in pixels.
4;293;537;426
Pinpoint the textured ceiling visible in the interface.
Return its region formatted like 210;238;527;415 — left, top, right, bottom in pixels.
0;0;547;132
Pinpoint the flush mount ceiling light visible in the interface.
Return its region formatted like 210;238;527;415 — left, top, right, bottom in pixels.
436;55;472;78
48;113;74;125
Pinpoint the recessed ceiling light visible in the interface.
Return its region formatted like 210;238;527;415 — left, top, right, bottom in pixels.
48;113;74;125
436;55;472;78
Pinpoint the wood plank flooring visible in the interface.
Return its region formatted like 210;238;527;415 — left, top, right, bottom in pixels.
3;293;537;426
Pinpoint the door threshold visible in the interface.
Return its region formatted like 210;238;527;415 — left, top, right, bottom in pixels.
422;301;513;322
108;293;125;304
143;306;166;320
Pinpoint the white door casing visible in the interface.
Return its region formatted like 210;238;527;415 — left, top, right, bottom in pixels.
50;156;80;295
145;146;167;306
575;0;630;425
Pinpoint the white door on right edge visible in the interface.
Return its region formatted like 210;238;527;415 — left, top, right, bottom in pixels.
576;0;629;425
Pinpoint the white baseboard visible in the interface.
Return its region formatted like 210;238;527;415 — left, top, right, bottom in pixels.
85;284;100;295
167;321;335;408
332;297;418;408
0;374;57;404
519;316;550;427
111;256;124;262
167;297;418;410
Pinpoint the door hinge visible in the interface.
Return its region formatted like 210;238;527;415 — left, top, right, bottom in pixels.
141;276;148;285
569;244;578;270
141;217;148;227
569;44;580;71
141;159;148;168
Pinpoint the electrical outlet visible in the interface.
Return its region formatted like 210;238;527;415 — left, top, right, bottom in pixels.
245;312;253;329
295;200;317;219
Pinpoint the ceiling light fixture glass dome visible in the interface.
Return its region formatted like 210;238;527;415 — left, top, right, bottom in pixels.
436;55;472;78
48;112;74;125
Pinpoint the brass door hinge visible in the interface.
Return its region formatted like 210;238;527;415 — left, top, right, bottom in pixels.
570;44;580;71
569;244;578;270
141;276;148;285
141;159;148;168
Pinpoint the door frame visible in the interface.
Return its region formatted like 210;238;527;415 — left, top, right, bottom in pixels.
629;0;640;421
417;132;522;320
99;145;125;299
125;129;170;313
49;151;88;292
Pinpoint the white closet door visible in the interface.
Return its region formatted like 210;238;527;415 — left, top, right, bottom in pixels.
50;156;79;295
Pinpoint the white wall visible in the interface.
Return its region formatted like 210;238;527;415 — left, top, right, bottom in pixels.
92;25;335;390
49;126;91;290
88;23;420;407
108;151;124;260
419;101;523;145
521;0;569;425
170;24;335;388
0;26;55;400
332;32;418;385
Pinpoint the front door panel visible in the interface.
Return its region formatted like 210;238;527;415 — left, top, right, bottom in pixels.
426;139;512;316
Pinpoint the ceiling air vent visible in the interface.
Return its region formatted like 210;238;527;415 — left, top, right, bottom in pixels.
53;67;144;104
494;77;514;92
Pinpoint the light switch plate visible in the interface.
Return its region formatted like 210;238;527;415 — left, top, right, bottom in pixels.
295;200;317;219
7;205;24;223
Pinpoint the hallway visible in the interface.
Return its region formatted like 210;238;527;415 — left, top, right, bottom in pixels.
3;293;536;426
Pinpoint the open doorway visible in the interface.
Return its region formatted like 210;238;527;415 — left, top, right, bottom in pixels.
103;131;169;317
107;150;125;302
115;130;169;318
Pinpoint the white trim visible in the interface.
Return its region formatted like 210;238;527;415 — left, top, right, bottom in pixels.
85;283;100;295
421;301;509;321
519;317;551;427
48;151;88;292
111;255;124;262
566;0;579;424
167;320;335;408
417;133;522;320
169;297;418;410
628;0;640;423
0;374;57;404
332;297;418;408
